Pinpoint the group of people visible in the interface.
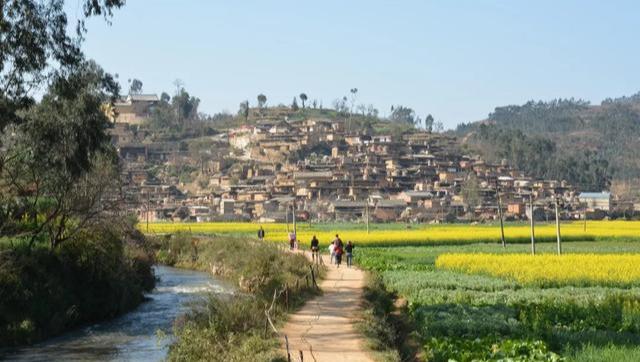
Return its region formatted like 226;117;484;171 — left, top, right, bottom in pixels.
257;227;355;268
310;234;355;267
327;234;354;268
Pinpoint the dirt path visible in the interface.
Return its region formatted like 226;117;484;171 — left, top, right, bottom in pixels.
281;253;373;362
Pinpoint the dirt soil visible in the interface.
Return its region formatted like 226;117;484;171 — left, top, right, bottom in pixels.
281;253;373;362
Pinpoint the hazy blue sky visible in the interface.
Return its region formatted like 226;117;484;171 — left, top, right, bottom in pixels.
76;0;639;128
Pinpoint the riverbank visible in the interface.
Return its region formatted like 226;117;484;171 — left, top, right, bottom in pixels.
0;222;156;348
152;233;323;360
2;265;218;361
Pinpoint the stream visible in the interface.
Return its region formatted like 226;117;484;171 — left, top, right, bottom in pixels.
3;265;225;361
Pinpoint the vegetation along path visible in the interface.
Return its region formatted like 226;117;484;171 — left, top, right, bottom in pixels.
281;252;373;362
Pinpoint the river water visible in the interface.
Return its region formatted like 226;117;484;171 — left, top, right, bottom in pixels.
2;265;225;361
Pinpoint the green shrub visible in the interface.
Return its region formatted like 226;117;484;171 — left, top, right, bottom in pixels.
0;222;155;347
516;295;640;334
424;337;563;362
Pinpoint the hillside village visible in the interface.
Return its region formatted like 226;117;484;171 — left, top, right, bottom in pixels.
109;93;623;225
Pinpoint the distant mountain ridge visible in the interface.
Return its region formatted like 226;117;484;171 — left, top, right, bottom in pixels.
455;92;640;192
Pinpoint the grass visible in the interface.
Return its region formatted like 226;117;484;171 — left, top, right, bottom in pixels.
356;241;640;361
357;273;419;362
152;233;322;361
568;344;640;361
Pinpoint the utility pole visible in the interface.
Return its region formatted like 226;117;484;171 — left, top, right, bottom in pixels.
583;203;587;232
365;197;370;234
146;190;150;233
496;184;506;248
529;192;535;255
292;201;297;237
555;197;562;255
286;204;289;232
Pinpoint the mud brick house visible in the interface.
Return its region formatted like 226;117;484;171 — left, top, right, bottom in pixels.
329;200;367;221
113;94;159;125
373;199;407;221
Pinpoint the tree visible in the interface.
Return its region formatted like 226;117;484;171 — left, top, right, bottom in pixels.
389;105;416;124
433;121;444;133
172;79;185;96
128;78;143;94
172;88;200;123
238;100;249;121
257;93;267;109
299;93;308;108
160;92;171;103
0;0;124;133
357;104;366;116
332;97;349;115
425;114;435;132
0;61;120;248
349;88;358;115
366;104;379;118
292;97;299;111
150;101;174;129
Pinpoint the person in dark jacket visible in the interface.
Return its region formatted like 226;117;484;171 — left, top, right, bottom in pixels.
257;226;265;241
345;241;354;267
310;235;320;263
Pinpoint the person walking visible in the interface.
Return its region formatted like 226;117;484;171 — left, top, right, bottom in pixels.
289;231;296;250
328;241;335;264
257;226;265;241
345;241;354;267
310;235;320;263
334;240;343;268
332;234;343;249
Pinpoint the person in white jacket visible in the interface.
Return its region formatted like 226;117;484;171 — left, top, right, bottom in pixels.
328;242;335;264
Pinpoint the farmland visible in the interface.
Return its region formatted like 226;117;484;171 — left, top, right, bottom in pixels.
436;253;640;287
358;242;640;361
144;220;640;246
144;220;640;360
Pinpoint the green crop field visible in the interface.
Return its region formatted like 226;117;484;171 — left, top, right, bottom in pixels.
357;241;640;361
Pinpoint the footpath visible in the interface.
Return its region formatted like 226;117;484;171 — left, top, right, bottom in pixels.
281;252;373;362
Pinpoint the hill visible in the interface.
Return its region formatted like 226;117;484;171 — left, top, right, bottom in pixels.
455;94;640;195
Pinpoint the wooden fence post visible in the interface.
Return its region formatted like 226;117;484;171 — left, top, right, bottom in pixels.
285;335;291;362
264;317;268;338
309;265;317;289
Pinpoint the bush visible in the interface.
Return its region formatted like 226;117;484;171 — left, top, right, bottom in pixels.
424;337;563;362
0;221;155;347
516;295;640;334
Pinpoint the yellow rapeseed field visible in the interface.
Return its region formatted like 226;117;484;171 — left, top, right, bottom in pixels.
436;253;640;286
142;220;640;246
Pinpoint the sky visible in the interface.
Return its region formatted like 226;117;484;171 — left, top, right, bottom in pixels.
74;0;640;129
